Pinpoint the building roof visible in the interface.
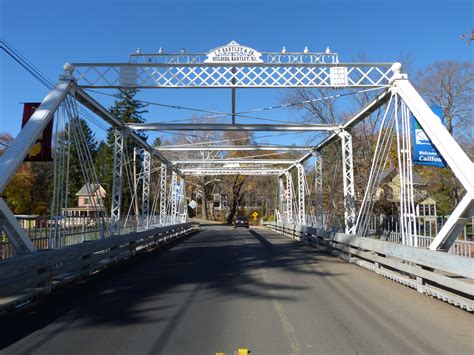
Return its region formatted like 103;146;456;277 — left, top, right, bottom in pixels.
378;168;426;185
75;183;105;196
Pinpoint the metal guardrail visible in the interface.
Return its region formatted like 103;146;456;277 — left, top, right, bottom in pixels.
386;232;473;258
0;222;199;313
265;222;474;312
0;215;184;260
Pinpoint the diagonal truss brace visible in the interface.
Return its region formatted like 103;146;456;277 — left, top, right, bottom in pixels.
337;130;356;234
429;195;474;251
0;198;36;254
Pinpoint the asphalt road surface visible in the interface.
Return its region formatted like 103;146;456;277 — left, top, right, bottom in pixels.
1;225;472;355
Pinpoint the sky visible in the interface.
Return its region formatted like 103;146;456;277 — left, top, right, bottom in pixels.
1;0;472;147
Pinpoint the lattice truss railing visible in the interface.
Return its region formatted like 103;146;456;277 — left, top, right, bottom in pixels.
72;64;393;88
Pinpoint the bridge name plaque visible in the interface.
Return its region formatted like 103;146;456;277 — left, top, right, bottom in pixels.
204;41;263;63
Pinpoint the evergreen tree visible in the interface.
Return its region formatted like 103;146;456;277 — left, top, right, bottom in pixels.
95;88;149;214
108;88;148;142
68;118;98;206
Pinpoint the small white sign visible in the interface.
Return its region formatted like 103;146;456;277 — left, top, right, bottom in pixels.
330;67;348;86
205;41;263;64
188;200;198;209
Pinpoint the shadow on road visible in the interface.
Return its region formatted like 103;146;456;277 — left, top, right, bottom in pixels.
0;225;341;352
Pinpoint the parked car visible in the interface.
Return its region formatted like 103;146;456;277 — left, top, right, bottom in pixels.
234;216;249;228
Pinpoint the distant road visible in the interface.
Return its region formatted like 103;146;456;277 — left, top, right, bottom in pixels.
1;225;472;354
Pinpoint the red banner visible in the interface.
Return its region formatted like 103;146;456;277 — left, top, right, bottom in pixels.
21;102;53;161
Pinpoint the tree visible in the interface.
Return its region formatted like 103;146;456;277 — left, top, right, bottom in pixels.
95;88;149;213
415;60;473;136
68;118;98;206
1;133;53;215
414;60;474;209
108;88;148;141
162;117;223;220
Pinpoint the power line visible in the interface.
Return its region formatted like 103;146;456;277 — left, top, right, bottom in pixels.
84;88;299;124
1;38;109;132
85;87;383;124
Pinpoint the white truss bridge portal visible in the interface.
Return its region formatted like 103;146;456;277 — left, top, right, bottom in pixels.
0;41;473;314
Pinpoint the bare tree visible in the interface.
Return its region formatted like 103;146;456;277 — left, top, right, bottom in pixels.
415;60;473;136
160;117;223;220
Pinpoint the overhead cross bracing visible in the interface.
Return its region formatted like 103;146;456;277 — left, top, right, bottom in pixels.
156;145;313;151
127;123;339;131
171;159;296;165
180;168;286;176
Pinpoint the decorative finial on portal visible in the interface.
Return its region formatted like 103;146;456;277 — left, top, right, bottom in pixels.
63;63;75;75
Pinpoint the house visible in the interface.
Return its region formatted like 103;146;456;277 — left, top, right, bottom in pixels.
63;184;107;218
374;168;437;218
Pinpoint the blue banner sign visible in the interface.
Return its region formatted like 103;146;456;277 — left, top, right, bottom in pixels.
412;106;446;167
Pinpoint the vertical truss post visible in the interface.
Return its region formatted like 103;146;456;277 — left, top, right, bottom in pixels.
296;163;306;225
277;176;285;222
284;171;293;224
110;130;125;235
313;151;323;228
170;171;178;225
142;150;151;229
179;176;187;222
159;163;168;225
337;130;356;234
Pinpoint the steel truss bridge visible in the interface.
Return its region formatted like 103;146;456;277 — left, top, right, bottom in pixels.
0;43;473;352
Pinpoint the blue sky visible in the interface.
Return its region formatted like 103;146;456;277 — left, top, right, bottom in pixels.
1;0;472;146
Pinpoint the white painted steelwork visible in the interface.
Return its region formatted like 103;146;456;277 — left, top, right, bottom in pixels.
142;150;151;228
170;171;178;225
110;131;124;234
181;168;286;176
284;172;294;223
337;130;356;234
171;159;295;165
156;145;313;151
129;123;339;131
1;43;472;263
72;63;392;89
296;164;306;225
159;163;168;225
313;152;323;228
